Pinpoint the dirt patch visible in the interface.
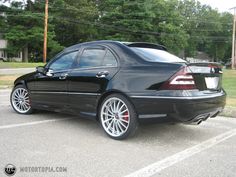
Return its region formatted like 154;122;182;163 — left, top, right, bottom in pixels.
0;75;18;81
220;106;236;118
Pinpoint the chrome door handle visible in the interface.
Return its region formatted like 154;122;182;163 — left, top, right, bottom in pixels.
96;71;109;78
59;73;68;80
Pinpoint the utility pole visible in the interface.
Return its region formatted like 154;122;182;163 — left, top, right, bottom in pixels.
230;7;236;69
43;0;49;63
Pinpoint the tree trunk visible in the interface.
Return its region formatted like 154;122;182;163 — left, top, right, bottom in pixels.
22;46;28;62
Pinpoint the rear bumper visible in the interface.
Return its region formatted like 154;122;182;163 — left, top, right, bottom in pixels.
129;91;226;123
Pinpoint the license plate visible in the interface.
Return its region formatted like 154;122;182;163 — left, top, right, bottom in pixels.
205;77;219;89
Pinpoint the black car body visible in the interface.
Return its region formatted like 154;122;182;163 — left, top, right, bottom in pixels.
11;40;226;139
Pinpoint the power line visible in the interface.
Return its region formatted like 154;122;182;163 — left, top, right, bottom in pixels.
0;8;232;44
1;6;233;26
1;10;233;34
1;12;232;42
53;16;231;41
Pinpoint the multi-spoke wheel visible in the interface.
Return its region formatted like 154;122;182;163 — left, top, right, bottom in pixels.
10;85;33;114
99;94;138;140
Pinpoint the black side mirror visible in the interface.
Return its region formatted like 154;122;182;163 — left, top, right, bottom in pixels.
36;66;45;74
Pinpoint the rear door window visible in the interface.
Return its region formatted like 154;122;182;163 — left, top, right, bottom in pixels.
79;48;106;68
102;50;117;67
77;47;117;68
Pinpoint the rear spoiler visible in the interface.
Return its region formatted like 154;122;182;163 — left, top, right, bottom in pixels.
123;42;167;51
186;62;223;74
187;62;222;68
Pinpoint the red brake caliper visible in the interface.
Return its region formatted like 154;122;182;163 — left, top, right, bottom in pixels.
124;111;129;121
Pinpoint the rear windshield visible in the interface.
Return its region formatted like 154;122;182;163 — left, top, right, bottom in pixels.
131;47;186;63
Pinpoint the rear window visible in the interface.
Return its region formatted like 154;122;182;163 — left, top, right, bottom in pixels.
131;47;186;63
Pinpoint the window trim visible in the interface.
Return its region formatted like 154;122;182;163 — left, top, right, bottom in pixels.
74;45;119;69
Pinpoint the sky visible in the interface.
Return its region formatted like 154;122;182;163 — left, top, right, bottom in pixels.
198;0;236;13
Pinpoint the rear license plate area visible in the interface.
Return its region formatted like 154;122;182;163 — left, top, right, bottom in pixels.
205;77;219;89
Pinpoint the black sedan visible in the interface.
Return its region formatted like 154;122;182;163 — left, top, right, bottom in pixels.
10;41;226;139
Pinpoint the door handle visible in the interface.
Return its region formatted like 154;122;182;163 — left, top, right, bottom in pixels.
96;71;109;78
59;73;68;80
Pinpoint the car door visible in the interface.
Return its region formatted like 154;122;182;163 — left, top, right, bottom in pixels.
67;46;119;116
31;51;78;109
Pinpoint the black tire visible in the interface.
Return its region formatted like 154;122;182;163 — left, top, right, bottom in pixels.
99;93;138;140
10;85;33;114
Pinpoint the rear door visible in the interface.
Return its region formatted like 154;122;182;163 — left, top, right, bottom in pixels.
67;46;119;115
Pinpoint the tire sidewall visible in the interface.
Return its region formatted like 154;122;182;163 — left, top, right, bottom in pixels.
10;85;33;114
99;93;138;140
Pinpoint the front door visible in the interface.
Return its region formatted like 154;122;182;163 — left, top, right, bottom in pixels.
31;51;78;110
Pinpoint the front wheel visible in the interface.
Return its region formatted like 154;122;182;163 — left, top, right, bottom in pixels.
99;94;138;140
10;85;33;114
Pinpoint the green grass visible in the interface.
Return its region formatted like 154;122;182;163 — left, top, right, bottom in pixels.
0;68;235;117
0;68;236;107
222;69;236;107
0;62;45;69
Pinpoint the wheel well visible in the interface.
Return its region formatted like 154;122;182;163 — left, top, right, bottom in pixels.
96;90;134;121
14;82;26;88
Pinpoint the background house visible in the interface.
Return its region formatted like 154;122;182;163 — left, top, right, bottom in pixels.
186;51;214;63
0;33;24;62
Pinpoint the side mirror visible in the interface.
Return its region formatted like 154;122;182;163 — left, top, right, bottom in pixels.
46;69;54;77
36;66;45;74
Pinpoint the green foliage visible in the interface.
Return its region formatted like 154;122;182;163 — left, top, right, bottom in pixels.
1;1;63;61
0;0;233;62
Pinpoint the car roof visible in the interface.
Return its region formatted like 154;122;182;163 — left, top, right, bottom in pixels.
63;40;167;52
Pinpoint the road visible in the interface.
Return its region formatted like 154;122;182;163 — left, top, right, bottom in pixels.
0;68;35;75
0;89;236;177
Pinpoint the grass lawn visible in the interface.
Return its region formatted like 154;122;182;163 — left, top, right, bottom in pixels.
0;69;236;108
223;69;236;107
0;62;45;69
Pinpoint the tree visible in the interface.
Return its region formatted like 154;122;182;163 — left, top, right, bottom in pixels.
177;0;232;60
46;0;99;47
0;0;233;62
1;0;63;61
98;0;156;41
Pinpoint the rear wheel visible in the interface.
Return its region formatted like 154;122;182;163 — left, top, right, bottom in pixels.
10;85;33;114
99;94;138;140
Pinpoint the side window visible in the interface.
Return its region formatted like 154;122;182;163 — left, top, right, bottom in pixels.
102;50;117;67
49;51;78;71
78;48;106;68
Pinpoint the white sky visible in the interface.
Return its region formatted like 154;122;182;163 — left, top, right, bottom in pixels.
198;0;236;13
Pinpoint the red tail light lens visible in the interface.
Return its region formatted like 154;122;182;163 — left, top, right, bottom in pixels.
160;66;196;90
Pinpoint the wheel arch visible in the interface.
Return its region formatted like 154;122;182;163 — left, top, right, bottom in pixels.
14;80;27;89
96;89;136;121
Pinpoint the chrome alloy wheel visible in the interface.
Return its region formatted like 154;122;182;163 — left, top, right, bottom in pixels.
100;97;130;137
11;87;31;114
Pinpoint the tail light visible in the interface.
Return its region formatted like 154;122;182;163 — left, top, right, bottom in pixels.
160;66;196;90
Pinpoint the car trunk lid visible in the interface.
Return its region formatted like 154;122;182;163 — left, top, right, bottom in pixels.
187;62;223;91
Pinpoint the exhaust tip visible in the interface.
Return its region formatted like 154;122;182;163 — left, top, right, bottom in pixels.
189;119;203;125
197;119;202;125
